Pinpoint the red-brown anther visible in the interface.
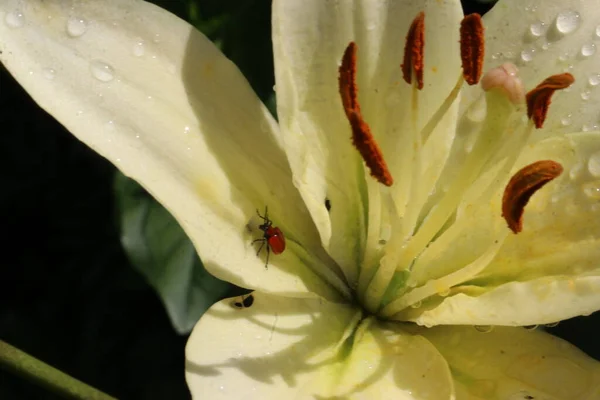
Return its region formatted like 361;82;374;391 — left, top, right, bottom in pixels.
502;160;563;234
338;42;393;186
526;73;575;128
401;12;425;90
460;13;485;85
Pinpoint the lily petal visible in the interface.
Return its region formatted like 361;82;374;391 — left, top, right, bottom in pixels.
476;0;600;136
186;292;454;399
272;0;463;282
421;325;600;400
401;133;600;326
0;0;340;299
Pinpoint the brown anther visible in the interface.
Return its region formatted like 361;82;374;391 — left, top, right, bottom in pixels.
502;160;563;234
401;12;425;90
526;73;575;128
338;42;393;186
460;13;485;85
339;42;359;116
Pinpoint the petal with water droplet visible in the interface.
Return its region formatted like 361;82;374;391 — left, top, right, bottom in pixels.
463;0;600;138
0;0;335;299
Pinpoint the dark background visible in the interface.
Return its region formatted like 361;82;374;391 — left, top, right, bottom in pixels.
1;1;598;399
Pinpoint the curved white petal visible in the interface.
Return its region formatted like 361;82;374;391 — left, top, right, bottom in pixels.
404;275;600;327
186;292;455;399
471;0;600;137
421;326;600;400
272;0;463;282
0;0;341;299
401;133;600;326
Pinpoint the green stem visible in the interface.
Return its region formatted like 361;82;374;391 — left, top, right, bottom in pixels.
0;339;117;400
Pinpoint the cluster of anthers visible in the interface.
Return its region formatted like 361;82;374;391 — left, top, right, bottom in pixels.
335;12;574;316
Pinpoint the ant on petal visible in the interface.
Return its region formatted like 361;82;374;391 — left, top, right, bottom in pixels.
252;206;285;268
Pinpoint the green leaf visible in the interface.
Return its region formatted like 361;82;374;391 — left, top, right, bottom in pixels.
114;172;232;334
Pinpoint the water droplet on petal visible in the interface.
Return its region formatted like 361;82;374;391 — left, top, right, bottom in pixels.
520;48;535;63
581;43;596;57
410;300;422;309
42;68;56;80
90;60;114;82
132;40;145;57
474;325;493;333
581;89;592;101
523;324;538;330
558;52;571;62
5;10;24;28
582;180;600;199
560;114;572;126
529;21;545;37
545;321;559;328
589;74;600;86
66;17;87;37
555;10;581;35
587;151;600;177
183;126;190;134
570;162;583;180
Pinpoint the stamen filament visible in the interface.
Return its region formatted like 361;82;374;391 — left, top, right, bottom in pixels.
380;236;506;318
393;89;517;275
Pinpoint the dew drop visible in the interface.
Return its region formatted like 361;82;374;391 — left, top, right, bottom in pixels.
474;325;493;333
5;10;24;28
596;25;600;39
581;89;592;101
581;43;596;57
560;114;572;126
132;40;145;57
582;181;600;199
529;21;545;37
555;10;581;35
183;126;190;134
523;324;538;330
437;288;451;297
570;162;583;180
42;68;56;80
558;52;570;62
409;300;422;309
588;74;600;86
520;48;535;63
66;17;87;37
587;151;600;177
546;321;560;328
90;60;114;82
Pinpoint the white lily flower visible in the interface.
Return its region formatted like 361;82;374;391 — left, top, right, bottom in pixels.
2;0;600;398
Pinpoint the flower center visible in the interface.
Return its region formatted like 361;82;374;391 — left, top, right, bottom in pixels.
335;12;573;319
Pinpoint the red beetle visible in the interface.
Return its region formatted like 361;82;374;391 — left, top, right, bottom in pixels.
253;207;285;267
